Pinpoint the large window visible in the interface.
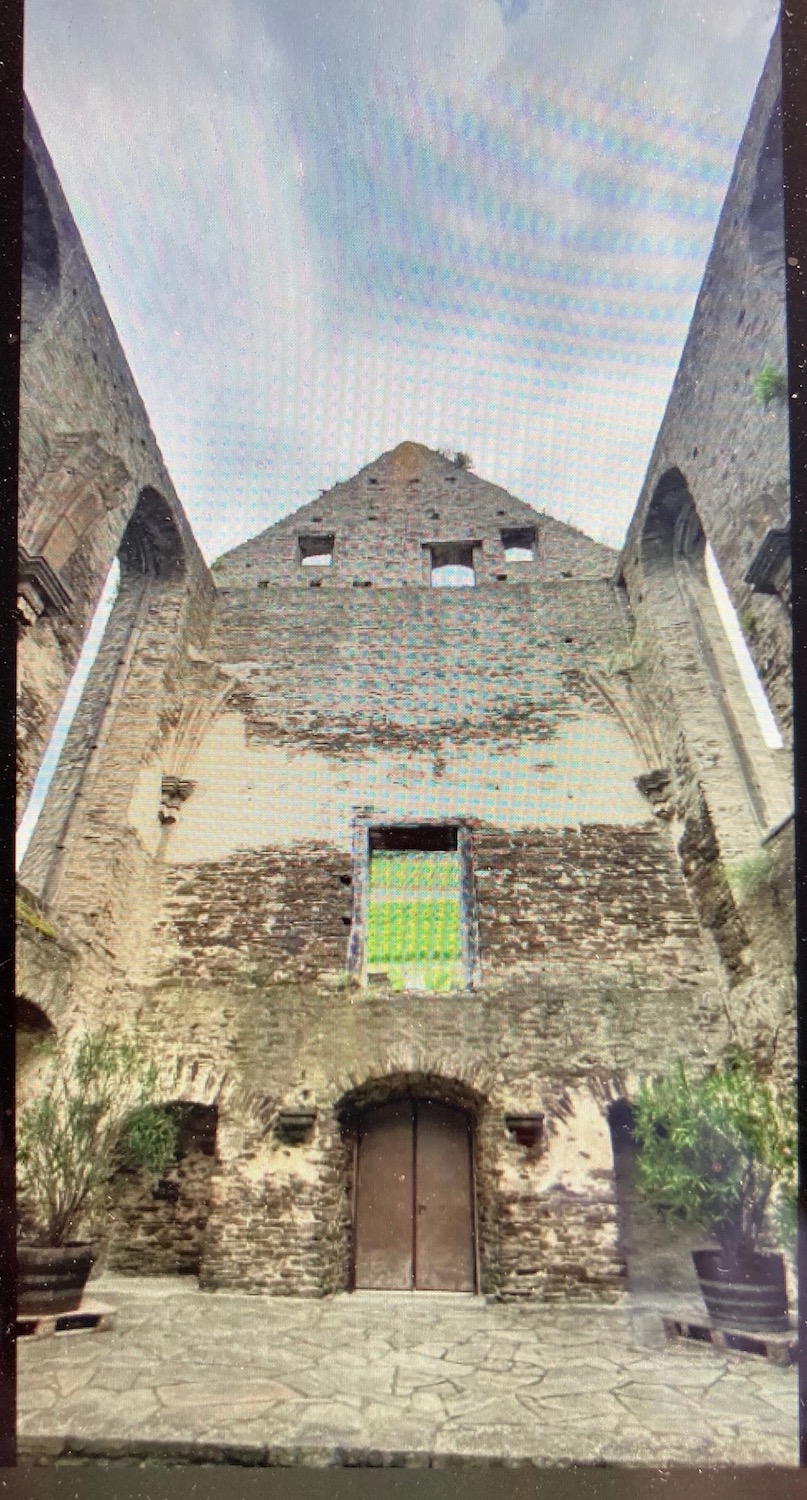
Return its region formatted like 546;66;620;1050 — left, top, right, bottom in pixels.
429;544;475;588
362;825;473;991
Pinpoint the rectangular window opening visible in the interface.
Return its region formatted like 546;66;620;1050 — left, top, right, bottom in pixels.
363;824;470;991
299;534;335;567
501;527;536;562
429;543;475;588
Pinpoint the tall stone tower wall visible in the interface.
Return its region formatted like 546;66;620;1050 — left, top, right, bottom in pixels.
17;100;212;818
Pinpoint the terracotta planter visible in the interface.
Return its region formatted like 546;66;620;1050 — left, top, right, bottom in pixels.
692;1247;789;1333
17;1242;95;1316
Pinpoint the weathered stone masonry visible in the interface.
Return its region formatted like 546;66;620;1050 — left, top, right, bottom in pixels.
16;29;793;1305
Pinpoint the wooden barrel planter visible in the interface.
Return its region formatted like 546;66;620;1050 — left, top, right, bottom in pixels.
692;1248;789;1333
17;1242;95;1316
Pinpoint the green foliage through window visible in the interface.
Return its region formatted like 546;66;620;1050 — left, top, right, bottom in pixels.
366;851;464;991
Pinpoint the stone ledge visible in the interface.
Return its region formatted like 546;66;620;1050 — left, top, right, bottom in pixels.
15;1434;651;1468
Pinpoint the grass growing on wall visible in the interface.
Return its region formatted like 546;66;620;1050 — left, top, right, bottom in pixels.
753;363;787;408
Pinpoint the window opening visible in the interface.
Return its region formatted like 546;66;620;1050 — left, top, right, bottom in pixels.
365;825;466;991
299;534;334;567
501;527;535;562
704;542;783;750
430;543;475;588
17;557;120;868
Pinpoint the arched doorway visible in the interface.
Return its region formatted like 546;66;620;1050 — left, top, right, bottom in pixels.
352;1098;476;1292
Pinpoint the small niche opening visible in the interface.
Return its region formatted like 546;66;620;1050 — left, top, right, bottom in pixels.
430;543;475;588
299;534;334;567
502;527;536;562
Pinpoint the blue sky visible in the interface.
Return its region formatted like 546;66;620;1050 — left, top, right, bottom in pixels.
24;0;778;557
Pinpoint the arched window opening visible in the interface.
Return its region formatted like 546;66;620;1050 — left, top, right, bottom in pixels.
119;487;186;581
19;487;187;895
16;995;56;1073
21;144;60;338
17;557;120;866
704;543;783;751
641;471;787;831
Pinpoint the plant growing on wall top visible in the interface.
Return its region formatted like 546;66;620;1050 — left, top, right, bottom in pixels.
17;1026;177;1247
753;362;787;408
436;448;473;470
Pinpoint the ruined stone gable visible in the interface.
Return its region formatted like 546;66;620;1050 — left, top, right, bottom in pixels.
15;27;793;1304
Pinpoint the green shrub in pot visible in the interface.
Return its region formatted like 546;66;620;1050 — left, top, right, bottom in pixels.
17;1027;177;1312
633;1051;796;1330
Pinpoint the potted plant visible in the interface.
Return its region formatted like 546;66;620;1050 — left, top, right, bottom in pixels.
633;1050;796;1332
17;1026;177;1315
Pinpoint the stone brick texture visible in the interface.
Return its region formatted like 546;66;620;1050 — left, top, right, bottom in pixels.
17;100;212;815
16;30;794;1306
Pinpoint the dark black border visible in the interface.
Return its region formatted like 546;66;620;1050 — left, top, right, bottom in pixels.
0;0;23;1474
783;0;807;1469
4;0;807;1497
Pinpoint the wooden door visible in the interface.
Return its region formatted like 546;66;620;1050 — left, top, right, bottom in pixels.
414;1101;475;1291
353;1099;475;1292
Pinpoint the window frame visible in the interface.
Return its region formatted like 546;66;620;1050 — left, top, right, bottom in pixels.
298;533;335;567
501;527;536;563
347;819;480;991
424;541;480;588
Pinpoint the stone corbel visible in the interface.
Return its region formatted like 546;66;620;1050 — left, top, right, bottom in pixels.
635;767;674;821
504;1113;545;1149
159;775;195;825
274;1107;318;1144
744;525;790;601
18;544;74;625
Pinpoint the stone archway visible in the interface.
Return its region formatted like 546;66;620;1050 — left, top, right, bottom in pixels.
337;1073;485;1294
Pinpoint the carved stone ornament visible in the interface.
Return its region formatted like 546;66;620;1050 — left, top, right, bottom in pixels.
158;775;195;825
18;544;73;624
635;767;674;820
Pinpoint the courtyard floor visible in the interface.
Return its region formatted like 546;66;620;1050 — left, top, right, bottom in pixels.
17;1274;798;1468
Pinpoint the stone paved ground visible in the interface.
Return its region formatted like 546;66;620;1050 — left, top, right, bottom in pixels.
17;1276;798;1467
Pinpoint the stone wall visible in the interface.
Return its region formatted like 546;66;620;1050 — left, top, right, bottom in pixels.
613;30;793;1076
17;101;212;816
620;33;790;746
15;32;794;1307
105;1104;218;1277
212;440;615;591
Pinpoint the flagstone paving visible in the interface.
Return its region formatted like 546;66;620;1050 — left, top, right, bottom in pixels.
17;1275;798;1467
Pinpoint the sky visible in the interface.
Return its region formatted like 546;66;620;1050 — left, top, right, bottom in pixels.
24;0;778;560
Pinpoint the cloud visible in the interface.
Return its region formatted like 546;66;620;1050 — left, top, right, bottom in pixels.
24;0;777;558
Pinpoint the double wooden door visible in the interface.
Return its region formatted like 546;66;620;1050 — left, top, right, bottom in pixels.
353;1099;476;1292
